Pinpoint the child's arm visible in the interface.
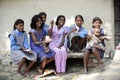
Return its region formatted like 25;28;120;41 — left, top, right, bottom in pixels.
48;20;54;37
67;27;77;37
24;33;31;49
9;34;21;50
57;33;67;48
99;36;111;40
30;33;45;45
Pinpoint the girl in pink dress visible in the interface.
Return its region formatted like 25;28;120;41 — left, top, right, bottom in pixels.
49;15;68;74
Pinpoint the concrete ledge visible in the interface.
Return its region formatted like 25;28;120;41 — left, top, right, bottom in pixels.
67;52;84;58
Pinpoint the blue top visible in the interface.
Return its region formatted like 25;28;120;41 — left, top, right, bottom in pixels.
69;24;88;38
10;29;30;50
43;24;49;35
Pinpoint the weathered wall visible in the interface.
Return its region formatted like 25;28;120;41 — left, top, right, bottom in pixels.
0;0;114;51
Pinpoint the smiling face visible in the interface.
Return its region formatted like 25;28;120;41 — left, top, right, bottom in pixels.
41;15;46;23
16;23;24;32
94;28;101;37
57;17;65;28
75;17;84;27
36;18;43;29
93;20;101;28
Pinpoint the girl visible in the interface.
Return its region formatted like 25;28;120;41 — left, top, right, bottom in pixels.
84;17;111;73
9;19;37;77
39;12;49;35
68;15;88;52
49;15;68;74
29;15;55;74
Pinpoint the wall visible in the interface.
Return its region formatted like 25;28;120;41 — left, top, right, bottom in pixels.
0;0;114;51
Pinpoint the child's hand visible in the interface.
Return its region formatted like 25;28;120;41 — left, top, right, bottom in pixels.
21;48;26;52
71;28;77;32
44;36;52;43
44;47;49;53
87;35;92;40
50;20;54;28
28;50;33;54
105;36;111;40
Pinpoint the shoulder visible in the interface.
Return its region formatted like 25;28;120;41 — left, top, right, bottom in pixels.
30;29;35;33
81;26;87;31
70;24;76;28
42;29;46;33
29;29;36;35
44;24;49;27
23;31;27;36
10;30;17;36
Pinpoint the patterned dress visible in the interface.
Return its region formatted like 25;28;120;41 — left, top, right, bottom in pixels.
29;29;55;62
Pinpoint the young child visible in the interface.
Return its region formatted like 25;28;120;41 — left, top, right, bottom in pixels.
49;15;68;74
9;19;37;77
68;15;88;52
39;12;49;35
84;17;111;73
29;15;55;74
86;28;106;51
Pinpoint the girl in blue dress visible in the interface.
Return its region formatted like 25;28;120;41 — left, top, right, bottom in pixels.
9;19;37;77
29;15;55;74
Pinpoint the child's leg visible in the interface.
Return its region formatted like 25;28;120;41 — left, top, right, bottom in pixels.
78;38;87;50
83;49;90;73
46;57;54;64
17;58;26;74
23;61;35;76
55;49;62;73
92;47;103;65
41;58;47;73
61;48;67;73
71;37;76;51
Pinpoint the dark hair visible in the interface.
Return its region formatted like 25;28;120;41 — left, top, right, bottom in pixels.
39;12;47;17
13;19;24;30
56;15;66;25
30;15;44;29
75;15;84;22
92;17;102;24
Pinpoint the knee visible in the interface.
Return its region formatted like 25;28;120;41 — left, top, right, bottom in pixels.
22;58;26;62
32;59;37;63
84;49;90;54
92;47;97;52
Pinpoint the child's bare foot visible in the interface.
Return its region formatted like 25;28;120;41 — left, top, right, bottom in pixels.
22;73;27;77
97;64;105;72
17;73;23;77
83;68;88;74
36;67;42;74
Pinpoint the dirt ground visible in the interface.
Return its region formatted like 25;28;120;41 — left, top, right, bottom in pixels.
0;50;120;80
